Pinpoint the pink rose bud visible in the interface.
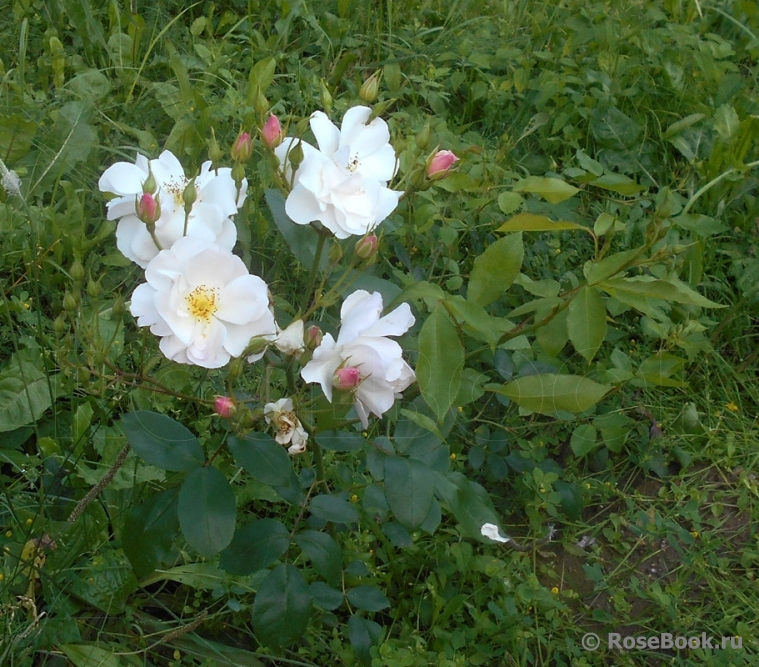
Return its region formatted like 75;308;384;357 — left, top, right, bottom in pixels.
231;131;253;162
261;115;283;149
333;366;361;390
305;325;323;350
135;192;161;224
214;396;236;418
354;234;378;260
427;150;459;179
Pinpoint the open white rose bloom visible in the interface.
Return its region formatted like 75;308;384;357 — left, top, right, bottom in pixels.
301;290;415;428
264;397;309;455
129;237;276;369
275;106;401;239
99;150;245;268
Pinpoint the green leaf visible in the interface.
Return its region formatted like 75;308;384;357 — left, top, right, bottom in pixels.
310;581;344;610
228;432;292;486
0;113;37;164
593;212;616;236
468;233;524;306
383;457;435;530
591;106;640;147
555;480;583;521
672;214;727;236
570;424;599;457
714;104;740;141
178;466;236;557
123;488;180;579
0;352;53;432
348;615;382;666
584;247;643;285
587;173;645;195
315;430;365;452
60;645;123;667
295;530;343;586
492;374;611;415
264;189;327;272
636;352;687;387
249;57;277;93
535;304;568;357
497;191;523;214
445;295;512;350
514;273;560;298
120;411;204;472
220;519;290;576
512;176;579;203
346;585;391;612
497;212;589;234
567;286;607;362
441;473;499;540
310;494;360;524
67;548;138;614
601;277;725;308
417;303;463;421
252;564;313;647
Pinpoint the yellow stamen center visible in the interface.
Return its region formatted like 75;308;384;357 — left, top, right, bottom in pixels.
186;285;219;322
164;176;189;206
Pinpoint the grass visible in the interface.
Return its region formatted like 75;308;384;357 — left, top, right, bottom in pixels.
1;0;758;665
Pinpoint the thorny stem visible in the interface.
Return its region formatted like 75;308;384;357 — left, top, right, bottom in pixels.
68;445;131;523
310;439;330;495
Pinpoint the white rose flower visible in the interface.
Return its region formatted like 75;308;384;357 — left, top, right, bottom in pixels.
275;106;401;239
129;236;276;369
300;290;415;428
264;398;309;455
274;319;305;357
99;150;246;268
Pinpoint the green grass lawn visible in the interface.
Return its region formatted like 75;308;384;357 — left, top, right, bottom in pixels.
1;0;758;665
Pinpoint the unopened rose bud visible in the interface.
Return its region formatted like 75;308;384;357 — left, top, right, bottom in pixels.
232;163;246;184
427;150;459;179
87;278;101;299
305;325;323;350
328;241;344;264
182;178;197;216
142;167;157;195
231;131;253;162
253;86;269;116
63;292;77;312
354;234;378;260
112;295;125;318
320;81;333;115
359;71;381;103
333;366;361;390
136;192;161;224
416;122;431;150
261;115;283;149
54;315;66;334
208;129;223;164
70;260;85;283
214;396;236;418
287;141;304;172
228;357;244;381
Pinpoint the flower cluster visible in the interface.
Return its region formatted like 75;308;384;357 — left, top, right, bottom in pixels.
99;151;244;269
100;150;276;370
99;105;434;449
